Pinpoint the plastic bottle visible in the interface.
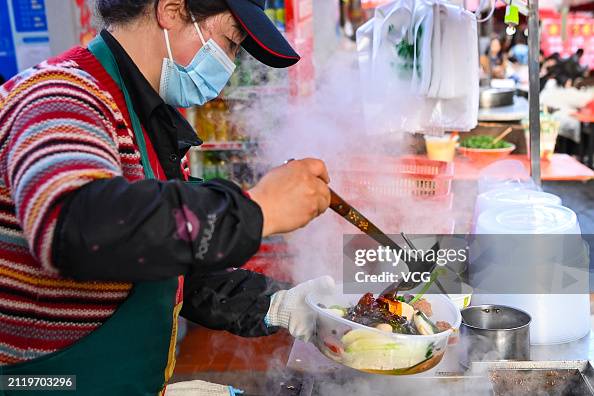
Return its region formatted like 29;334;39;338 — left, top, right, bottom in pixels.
274;0;285;31
217;157;230;180
202;103;216;142
214;101;229;142
265;0;276;23
202;152;218;180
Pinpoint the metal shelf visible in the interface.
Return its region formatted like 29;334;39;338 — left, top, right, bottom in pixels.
223;85;289;101
193;141;250;152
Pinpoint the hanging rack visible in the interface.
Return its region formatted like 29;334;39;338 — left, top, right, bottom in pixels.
473;0;541;186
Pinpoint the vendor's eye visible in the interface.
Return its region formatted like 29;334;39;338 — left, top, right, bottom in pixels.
227;38;240;54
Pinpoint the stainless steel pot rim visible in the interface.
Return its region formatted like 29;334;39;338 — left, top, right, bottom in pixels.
480;88;516;94
460;304;532;331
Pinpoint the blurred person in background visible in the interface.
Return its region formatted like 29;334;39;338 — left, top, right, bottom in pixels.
480;36;508;79
563;48;589;87
509;30;528;66
0;0;336;395
505;30;529;87
540;50;589;89
507;55;528;87
540;52;564;89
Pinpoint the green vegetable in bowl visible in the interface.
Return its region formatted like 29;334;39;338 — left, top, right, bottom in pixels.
460;135;513;149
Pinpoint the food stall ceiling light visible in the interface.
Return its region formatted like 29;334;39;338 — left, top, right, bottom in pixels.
506;24;517;35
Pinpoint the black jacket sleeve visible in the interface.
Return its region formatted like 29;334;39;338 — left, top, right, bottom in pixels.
181;268;291;337
53;177;263;282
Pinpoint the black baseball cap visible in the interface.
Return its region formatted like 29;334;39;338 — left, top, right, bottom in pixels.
224;0;300;68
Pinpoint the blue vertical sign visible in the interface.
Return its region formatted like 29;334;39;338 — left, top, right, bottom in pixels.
13;0;47;32
0;0;49;81
0;0;18;80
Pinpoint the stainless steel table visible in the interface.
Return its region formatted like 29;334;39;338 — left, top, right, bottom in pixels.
283;331;594;395
172;331;594;395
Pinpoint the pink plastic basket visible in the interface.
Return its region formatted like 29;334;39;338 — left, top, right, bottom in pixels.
336;156;454;198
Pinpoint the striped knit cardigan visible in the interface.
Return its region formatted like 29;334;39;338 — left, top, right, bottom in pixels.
0;46;152;365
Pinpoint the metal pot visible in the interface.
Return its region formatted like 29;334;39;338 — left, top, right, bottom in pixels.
479;88;515;108
460;305;531;367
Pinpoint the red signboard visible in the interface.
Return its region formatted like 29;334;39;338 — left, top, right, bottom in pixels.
286;0;315;99
540;10;594;69
75;0;96;45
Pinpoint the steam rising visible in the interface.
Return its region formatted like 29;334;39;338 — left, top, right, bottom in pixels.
235;48;468;284
216;28;477;395
217;40;574;396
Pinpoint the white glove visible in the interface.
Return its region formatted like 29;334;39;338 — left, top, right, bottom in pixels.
164;380;243;396
265;276;336;342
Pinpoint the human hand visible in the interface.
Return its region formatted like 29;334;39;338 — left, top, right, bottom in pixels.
265;276;336;342
248;158;331;236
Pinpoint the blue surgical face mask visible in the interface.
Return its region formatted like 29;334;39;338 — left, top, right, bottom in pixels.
159;20;236;108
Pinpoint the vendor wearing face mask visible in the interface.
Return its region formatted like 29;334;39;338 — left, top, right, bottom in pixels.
0;1;335;395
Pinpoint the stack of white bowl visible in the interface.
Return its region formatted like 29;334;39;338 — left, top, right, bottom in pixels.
471;187;590;345
474;188;561;218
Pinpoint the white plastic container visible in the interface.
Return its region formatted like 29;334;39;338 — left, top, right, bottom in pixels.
475;204;580;235
475;188;562;217
448;283;473;310
477;160;537;194
471;204;590;345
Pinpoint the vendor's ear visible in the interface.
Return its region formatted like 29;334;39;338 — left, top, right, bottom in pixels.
156;0;188;30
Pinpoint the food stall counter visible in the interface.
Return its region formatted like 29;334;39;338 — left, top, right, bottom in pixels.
173;329;594;395
436;154;594;182
281;330;594;395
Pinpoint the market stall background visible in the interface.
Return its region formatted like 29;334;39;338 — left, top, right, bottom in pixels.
541;10;594;68
1;0;594;394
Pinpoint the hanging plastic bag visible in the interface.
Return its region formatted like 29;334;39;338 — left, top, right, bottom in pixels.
356;18;374;76
427;2;442;98
434;4;467;99
432;8;479;131
357;0;421;135
356;0;479;135
372;0;414;70
411;0;434;96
